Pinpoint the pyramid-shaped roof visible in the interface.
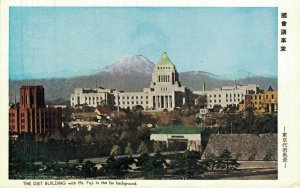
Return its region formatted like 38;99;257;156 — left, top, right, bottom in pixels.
157;52;174;66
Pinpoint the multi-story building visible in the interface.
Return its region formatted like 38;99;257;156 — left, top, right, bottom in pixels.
9;86;62;134
115;52;194;110
70;52;194;111
194;84;260;109
239;86;278;112
70;87;115;108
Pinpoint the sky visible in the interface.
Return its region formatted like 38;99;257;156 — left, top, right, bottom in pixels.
9;7;278;80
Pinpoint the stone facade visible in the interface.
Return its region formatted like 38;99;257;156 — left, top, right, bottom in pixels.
114;52;194;111
202;134;277;160
70;52;194;111
194;84;260;109
70;87;115;108
239;87;278;112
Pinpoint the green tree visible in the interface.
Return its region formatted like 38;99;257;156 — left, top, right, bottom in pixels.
124;142;134;156
135;152;167;179
101;156;134;178
203;153;219;172
217;149;240;173
153;141;162;153
137;141;149;154
169;151;207;179
81;160;97;178
110;145;122;157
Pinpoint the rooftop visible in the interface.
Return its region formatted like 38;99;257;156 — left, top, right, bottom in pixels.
152;126;205;134
157;52;174;66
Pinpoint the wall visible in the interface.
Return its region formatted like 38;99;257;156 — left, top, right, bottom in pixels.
202;134;277;160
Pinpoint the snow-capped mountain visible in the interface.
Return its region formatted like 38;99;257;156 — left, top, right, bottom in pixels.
100;55;155;76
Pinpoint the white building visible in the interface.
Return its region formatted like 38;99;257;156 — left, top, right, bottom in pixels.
70;52;194;111
114;52;194;111
194;84;260;109
70;87;115;107
150;126;205;151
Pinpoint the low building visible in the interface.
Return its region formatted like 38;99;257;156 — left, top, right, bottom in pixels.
194;84;260;109
150;126;205;151
70;87;115;108
239;86;278;112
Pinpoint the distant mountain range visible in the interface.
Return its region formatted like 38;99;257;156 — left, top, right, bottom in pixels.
9;55;277;102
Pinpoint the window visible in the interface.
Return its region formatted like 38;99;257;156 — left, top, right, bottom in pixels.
272;95;274;99
214;94;216;97
146;96;148;99
219;94;221;97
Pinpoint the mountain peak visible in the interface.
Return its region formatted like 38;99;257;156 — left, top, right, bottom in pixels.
100;55;155;75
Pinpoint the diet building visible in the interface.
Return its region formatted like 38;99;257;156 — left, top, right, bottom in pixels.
70;52;194;111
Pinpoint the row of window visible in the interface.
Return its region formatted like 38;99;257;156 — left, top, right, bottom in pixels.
119;96;148;100
157;66;171;70
208;93;244;98
209;98;242;103
158;75;170;82
120;101;149;105
251;95;275;100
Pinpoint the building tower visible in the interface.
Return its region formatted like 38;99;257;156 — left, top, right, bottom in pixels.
9;85;62;134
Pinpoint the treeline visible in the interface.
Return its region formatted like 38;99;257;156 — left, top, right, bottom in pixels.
9;149;240;179
205;108;277;134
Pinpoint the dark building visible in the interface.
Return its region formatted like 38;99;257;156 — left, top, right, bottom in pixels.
9;86;62;134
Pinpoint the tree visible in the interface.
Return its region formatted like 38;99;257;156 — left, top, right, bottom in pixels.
124;142;134;156
81;160;97;178
217;149;240;173
135;152;167;179
203;153;219;172
101;156;134;178
137;126;151;141
169;151;207;179
137;141;149;154
153;141;162;153
110;145;122;157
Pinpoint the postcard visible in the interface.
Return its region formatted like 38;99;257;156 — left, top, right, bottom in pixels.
0;0;299;188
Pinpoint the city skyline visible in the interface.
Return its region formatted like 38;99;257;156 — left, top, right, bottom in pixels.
10;7;278;80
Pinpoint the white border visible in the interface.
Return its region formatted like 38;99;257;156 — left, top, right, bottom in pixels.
1;0;300;188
